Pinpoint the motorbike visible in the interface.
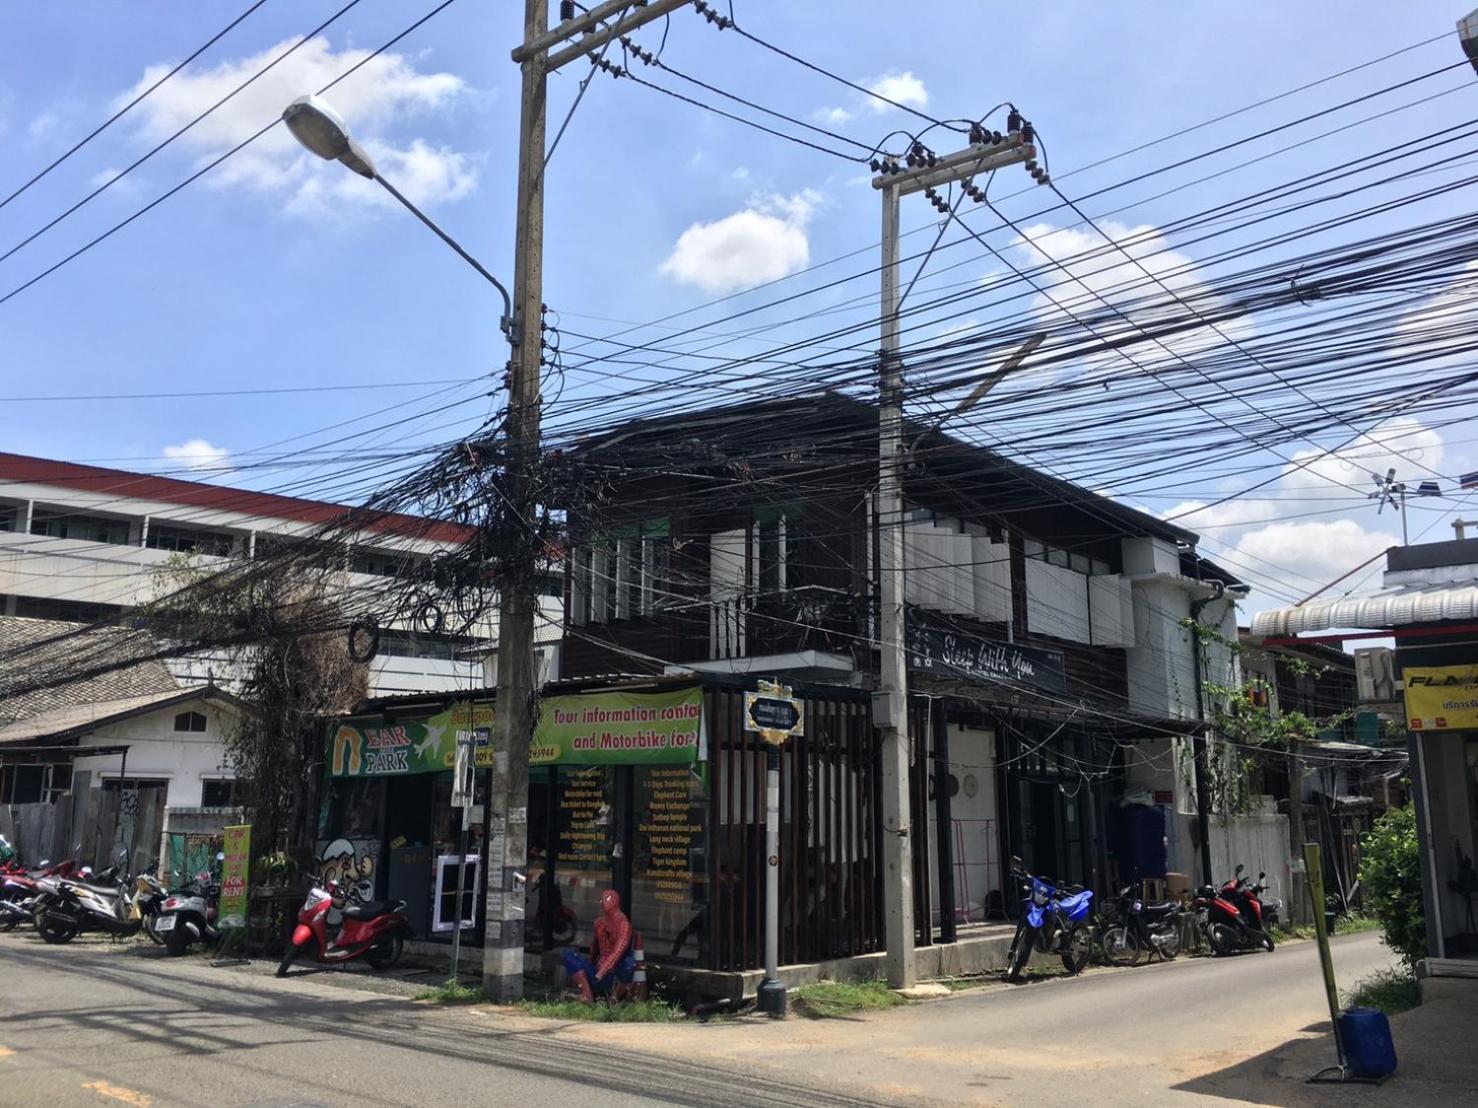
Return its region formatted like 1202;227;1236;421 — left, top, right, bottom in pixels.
135;873;170;945
1;855;82;930
1194;864;1275;956
1004;857;1095;982
1099;884;1187;966
155;856;224;956
34;852;140;944
276;873;410;977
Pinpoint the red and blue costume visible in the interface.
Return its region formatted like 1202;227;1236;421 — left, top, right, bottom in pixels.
562;888;635;1001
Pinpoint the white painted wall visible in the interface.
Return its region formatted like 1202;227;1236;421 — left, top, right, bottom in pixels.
71;700;240;809
927;725;1001;925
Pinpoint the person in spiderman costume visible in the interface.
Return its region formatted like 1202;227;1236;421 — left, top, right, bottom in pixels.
561;889;636;1001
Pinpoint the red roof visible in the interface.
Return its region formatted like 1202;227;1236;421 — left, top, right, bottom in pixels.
0;453;474;545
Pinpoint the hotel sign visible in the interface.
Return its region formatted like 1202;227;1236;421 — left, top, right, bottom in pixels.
906;624;1067;694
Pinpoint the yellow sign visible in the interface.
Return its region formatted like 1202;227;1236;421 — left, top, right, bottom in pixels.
1403;664;1478;731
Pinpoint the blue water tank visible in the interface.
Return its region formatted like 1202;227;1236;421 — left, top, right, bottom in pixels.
1339;1007;1397;1079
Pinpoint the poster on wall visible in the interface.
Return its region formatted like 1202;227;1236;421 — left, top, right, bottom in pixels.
1404;665;1478;731
219;824;251;929
531;687;705;766
330;702;495;778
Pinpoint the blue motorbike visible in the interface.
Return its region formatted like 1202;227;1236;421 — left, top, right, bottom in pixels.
1004;856;1095;982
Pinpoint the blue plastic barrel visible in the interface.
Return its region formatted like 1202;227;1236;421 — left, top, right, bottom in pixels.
1339;1007;1397;1079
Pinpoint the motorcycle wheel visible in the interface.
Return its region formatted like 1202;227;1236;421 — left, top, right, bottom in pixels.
1152;923;1183;960
37;913;77;945
0;912;18;933
143;913;165;945
1207;922;1239;957
366;932;404;971
164;927;192;957
1061;926;1092;975
276;941;302;978
1261;931;1275;953
1005;923;1032;982
1100;925;1141;967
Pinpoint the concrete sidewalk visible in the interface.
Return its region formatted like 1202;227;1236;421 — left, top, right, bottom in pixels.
1175;981;1478;1106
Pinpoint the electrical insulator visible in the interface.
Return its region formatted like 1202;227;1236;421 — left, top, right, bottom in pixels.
1007;109;1023;133
870;159;881;172
560;0;574;19
1021;123;1035;143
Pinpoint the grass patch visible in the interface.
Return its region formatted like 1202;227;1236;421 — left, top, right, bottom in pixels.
791;980;908;1019
1344;967;1421;1016
516;998;686;1022
1274;914;1383;943
415;979;489;1005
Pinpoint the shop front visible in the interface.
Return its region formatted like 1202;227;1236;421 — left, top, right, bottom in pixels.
318;676;885;974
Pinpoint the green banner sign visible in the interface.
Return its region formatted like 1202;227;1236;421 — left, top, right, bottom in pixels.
532;687;704;766
219;823;251;929
330;701;495;778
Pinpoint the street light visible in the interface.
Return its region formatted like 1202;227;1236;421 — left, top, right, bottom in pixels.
282;94;515;338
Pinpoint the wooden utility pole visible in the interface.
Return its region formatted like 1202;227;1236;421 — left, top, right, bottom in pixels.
871;133;1034;988
484;0;697;1006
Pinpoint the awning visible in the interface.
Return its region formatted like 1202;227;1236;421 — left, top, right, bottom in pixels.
1251;581;1478;637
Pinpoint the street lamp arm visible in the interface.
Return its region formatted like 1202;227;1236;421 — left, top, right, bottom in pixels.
372;173;517;343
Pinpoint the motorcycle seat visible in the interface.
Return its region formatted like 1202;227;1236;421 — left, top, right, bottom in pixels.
343;900;394;920
1142;902;1181;919
65;881;123;897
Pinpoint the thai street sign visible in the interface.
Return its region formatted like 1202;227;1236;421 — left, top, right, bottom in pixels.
531;686;705;765
219;824;251;930
744;680;803;746
1403;664;1478;730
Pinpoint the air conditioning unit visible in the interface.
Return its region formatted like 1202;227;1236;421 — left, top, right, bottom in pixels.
1354;647;1396;703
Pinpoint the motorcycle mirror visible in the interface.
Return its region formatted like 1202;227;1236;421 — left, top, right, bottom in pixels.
216;852;226;862
1258;872;1266;881
38;859;50;867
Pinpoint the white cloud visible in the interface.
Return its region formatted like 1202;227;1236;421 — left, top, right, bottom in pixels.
29;111;57;138
660;190;821;294
731;166;750;181
163;439;232;474
117;36;473;214
1235;519;1399;592
867;71;928;113
1012;219;1253;379
813;105;854;126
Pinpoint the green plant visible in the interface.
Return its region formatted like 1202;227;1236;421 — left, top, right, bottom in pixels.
1359;804;1427;969
516;998;686;1022
417;979;488;1005
1343;966;1421;1015
790;980;908;1019
253;851;300;887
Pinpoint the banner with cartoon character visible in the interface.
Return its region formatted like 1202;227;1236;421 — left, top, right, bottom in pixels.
329;701;494;778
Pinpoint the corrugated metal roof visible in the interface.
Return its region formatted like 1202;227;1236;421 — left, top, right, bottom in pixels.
1250;581;1478;636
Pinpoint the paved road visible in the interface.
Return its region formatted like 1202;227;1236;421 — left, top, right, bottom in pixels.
0;927;1402;1107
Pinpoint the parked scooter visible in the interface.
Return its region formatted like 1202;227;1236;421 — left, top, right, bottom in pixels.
276;873;410;977
1099;885;1187;965
1194;864;1275;955
34;852;140;944
155;854;224;956
135;873;169;945
1004;857;1095;981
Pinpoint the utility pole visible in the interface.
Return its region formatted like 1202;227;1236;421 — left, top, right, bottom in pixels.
484;0;696;1006
871;129;1034;988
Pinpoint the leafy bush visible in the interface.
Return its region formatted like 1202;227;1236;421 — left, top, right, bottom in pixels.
1359;805;1427;969
1344;967;1421;1016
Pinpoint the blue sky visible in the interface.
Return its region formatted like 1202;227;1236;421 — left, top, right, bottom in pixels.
1;1;1476;610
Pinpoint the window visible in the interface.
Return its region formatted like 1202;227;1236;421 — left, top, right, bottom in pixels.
102;777;169;793
147;524;234;557
350;549;415;577
30;511;130;545
0;503;17;532
1022;538;1114;576
201;779;242;808
573;520;669;624
173;710;208;733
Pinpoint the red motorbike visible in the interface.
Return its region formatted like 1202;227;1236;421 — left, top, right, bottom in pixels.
1194;863;1275;956
1;857;80;932
276;875;410;977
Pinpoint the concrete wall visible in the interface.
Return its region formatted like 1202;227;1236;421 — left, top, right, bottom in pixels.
72;700;240;809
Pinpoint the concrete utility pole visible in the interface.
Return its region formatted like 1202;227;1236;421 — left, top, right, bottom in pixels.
871;132;1034;989
484;0;695;1006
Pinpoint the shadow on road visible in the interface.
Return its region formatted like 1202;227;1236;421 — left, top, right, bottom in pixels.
3;939;897;1108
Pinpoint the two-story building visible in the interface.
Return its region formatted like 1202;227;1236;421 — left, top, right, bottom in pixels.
553;392;1244;957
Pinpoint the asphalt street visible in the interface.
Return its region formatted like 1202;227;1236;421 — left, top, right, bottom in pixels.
0;926;1407;1108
